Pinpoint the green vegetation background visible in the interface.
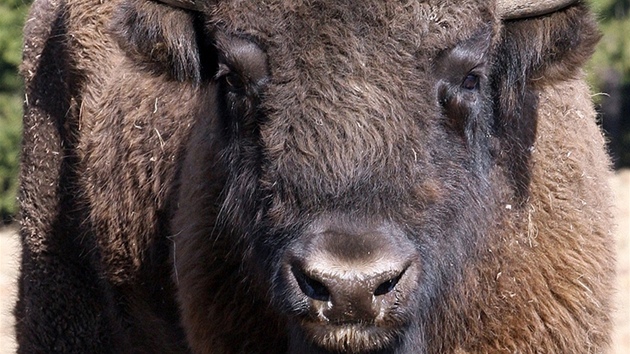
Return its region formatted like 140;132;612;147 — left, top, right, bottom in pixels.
0;0;30;222
0;0;629;220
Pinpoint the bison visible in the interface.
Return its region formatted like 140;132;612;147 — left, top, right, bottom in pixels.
16;0;616;353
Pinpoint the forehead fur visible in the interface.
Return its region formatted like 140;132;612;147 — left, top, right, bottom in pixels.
206;0;499;215
209;0;497;112
209;0;495;47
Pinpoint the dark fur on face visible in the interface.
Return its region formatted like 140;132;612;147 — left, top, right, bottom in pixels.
17;0;613;353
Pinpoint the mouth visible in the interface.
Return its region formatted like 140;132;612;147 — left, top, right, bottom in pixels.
299;320;400;353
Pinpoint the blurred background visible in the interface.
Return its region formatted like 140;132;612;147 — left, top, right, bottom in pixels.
0;0;27;224
0;0;628;353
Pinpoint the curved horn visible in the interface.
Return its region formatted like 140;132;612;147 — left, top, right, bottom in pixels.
498;0;578;20
155;0;199;11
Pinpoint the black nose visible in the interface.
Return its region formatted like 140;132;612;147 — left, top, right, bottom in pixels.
284;220;420;324
291;261;410;322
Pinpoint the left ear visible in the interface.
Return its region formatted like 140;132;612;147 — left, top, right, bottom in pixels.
497;2;600;87
491;2;600;198
110;0;204;82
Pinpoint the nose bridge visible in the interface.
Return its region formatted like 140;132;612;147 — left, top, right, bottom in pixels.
313;230;390;276
300;216;412;272
312;216;404;248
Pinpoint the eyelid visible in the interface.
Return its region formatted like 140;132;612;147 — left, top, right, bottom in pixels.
461;73;480;90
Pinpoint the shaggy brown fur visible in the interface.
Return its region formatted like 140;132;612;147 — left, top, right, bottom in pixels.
17;0;614;353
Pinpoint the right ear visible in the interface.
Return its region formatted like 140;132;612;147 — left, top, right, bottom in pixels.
110;0;209;82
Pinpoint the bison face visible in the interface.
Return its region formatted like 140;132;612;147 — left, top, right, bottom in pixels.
207;10;498;354
207;8;501;352
252;27;498;354
112;0;601;353
193;10;497;353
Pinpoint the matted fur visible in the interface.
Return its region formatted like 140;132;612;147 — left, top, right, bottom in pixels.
17;0;614;353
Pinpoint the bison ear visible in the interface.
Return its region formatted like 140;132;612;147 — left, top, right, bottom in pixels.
497;3;600;86
110;0;210;82
491;3;599;199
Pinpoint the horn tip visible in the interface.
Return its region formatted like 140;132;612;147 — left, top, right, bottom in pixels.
498;0;578;19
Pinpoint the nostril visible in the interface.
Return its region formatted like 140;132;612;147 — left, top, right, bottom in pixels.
292;266;331;302
373;270;405;296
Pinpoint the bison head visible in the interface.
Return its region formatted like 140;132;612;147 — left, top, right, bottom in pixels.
112;0;601;353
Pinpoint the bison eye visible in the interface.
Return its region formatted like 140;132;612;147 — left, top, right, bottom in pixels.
216;64;244;91
215;35;269;95
461;73;480;90
224;72;244;91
